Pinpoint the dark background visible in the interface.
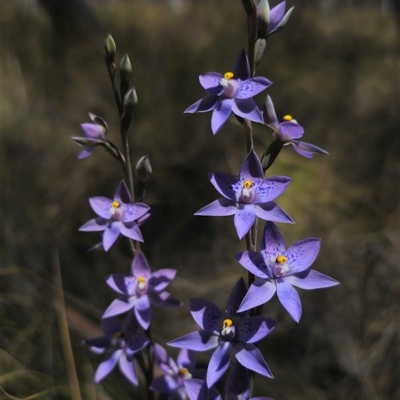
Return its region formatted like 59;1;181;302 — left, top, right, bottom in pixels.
1;0;399;399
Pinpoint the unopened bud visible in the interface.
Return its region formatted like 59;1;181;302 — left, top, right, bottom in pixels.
257;0;270;39
120;54;132;84
135;155;152;182
105;35;116;63
123;88;138;117
254;38;267;66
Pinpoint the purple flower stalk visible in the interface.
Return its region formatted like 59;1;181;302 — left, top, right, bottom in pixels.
263;95;328;159
103;251;182;329
83;314;149;385
236;221;339;322
185;49;272;135
79;180;150;251
151;344;200;399
194;150;293;239
168;278;276;388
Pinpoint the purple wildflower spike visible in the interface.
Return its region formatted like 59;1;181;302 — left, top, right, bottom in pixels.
79;180;150;251
103;251;182;330
151;344;202;398
194;150;293;239
262;95;328;169
185;49;272;135
83;314;149;385
168;278;276;388
236;221;339;322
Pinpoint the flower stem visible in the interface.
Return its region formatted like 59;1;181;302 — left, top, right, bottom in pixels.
105;58;123;117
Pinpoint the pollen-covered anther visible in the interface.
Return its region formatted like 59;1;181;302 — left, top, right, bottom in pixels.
240;180;255;203
224;72;234;80
110;200;124;220
136;276;148;293
113;331;123;339
179;367;192;379
276;255;287;264
283;115;293;121
221;318;236;340
274;255;290;277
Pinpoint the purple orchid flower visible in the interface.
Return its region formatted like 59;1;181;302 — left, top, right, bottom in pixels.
194;150;293;239
79;180;150;251
261;95;328;169
168;278;276;388
185;363;274;400
151;344;201;399
83;314;149;385
72;113;108;159
258;1;295;38
185;49;272;135
102;251;182;330
236;221;339;322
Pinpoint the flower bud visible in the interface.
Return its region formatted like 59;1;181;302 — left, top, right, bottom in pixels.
135;155;152;182
257;0;270;38
254;38;267;66
105;34;116;63
120;54;132;84
123;88;138;117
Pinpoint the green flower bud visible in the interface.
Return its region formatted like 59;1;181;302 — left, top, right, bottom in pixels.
123;87;138;117
105;34;116;63
135;155;152;182
120;54;132;84
257;0;270;39
254;38;267;66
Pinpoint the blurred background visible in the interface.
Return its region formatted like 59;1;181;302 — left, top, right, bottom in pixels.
1;0;399;399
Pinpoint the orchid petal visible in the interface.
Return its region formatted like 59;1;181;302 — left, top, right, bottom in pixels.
231;49;250;81
254;202;294;224
235;251;271;278
287;269;339;290
276;279;302;322
148;269;176;292
199;72;223;95
225;277;247;318
194;198;237;217
95;349;122;383
234;343;273;378
185;94;220;113
234;204;256;239
123;203;150;223
232;98;263;124
237;316;276;344
211;98;233;135
89;197;112;218
102;297;135;318
190;298;222;332
286;238;321;273
131;251;151;277
168;330;219;352
254;176;291;203
118;351;138;385
239;150;264;181
134;295;151;330
209;172;240;201
236;77;272;99
103;221;121;251
120;221;144;242
207;342;231;388
260;221;286;259
79;217;108;232
238;279;276;312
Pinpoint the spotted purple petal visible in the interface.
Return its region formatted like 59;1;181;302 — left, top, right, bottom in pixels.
285;238;321;274
239;150;264;181
211;98;233;135
276;279;302;322
123;203;150;223
190;298;222;332
254;176;291;203
206;342;231;388
234;204;256;239
287;270;339;290
238;279;276;312
194;198;237;217
236;77;272;99
260;221;286;259
236;316;276;344
208;172;240;201
235;251;271;279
